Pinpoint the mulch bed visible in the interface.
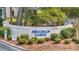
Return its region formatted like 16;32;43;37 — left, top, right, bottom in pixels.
9;40;79;51
1;39;79;51
20;41;79;51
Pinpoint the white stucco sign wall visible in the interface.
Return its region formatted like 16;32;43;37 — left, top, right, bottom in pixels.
3;21;73;40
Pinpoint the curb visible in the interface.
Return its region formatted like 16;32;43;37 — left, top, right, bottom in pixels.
0;40;30;51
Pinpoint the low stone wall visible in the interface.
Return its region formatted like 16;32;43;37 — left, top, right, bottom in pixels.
3;21;73;40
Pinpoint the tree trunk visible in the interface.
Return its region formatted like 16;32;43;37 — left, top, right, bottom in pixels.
10;7;13;24
3;7;6;20
17;7;23;25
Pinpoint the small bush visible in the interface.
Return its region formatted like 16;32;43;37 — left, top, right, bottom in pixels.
0;18;4;27
54;38;61;44
72;37;77;41
69;28;76;36
21;34;29;39
17;34;29;44
17;36;20;41
37;38;45;43
5;27;10;36
0;27;5;37
18;38;27;44
7;35;12;41
60;28;76;38
60;35;64;40
31;37;37;42
51;33;60;41
27;39;34;44
44;37;50;41
75;39;79;44
64;39;71;44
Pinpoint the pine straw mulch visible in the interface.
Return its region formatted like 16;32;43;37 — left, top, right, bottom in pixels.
1;39;79;51
16;41;79;51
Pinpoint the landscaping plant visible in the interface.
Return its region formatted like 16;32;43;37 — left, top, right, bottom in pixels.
17;34;29;44
72;37;77;41
0;18;4;27
20;34;29;40
51;33;60;41
27;39;34;44
31;37;38;42
75;39;79;44
44;37;50;41
64;39;71;44
7;34;12;41
17;38;27;44
0;27;5;37
37;38;46;43
60;28;76;38
54;38;61;44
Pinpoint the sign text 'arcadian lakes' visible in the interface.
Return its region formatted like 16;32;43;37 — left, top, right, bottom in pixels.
32;30;50;36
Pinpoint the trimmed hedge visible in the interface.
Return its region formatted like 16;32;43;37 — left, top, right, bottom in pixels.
0;27;5;37
17;34;29;44
60;28;76;38
7;34;12;41
31;37;37;42
0;18;4;27
51;33;60;41
75;39;79;44
18;38;27;44
44;37;50;41
27;39;34;44
20;34;29;40
64;39;71;44
37;38;46;43
54;38;61;44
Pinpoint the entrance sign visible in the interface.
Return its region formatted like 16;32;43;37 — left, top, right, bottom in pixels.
3;21;73;40
28;27;53;38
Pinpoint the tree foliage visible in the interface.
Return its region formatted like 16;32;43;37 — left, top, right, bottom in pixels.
22;7;67;26
61;7;79;18
16;7;79;26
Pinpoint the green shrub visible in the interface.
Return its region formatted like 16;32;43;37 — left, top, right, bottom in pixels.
72;37;77;41
37;38;45;43
17;34;29;44
0;18;4;27
17;36;20;41
31;37;37;42
54;38;61;44
0;27;5;37
7;35;12;41
60;28;76;38
64;39;71;44
18;38;27;44
60;35;64;40
70;28;76;36
44;37;50;41
0;27;11;38
75;39;79;44
5;27;10;36
27;39;34;44
20;34;29;39
51;33;60;41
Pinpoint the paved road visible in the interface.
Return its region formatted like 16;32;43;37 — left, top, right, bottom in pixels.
0;41;22;51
